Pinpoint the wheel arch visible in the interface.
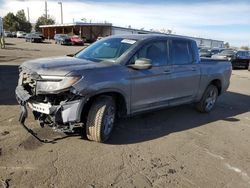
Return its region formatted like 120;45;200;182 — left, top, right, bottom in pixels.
80;90;128;123
209;79;222;95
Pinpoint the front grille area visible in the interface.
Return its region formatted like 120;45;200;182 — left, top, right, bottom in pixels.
20;71;40;96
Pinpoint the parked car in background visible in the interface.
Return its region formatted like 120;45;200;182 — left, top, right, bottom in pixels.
4;31;13;37
17;31;26;38
70;35;84;45
199;48;212;57
199;48;224;58
54;34;71;45
12;32;17;37
231;50;250;69
210;48;224;56
16;34;232;142
25;33;43;43
211;49;236;60
212;49;250;69
31;32;45;40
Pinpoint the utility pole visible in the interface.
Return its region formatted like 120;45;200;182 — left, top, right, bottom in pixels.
27;7;30;22
45;0;48;19
58;2;63;24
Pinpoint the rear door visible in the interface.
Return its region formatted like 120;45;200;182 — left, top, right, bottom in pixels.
168;39;201;105
130;40;172;113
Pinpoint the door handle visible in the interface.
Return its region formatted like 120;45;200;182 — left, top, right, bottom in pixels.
191;67;197;71
163;70;172;74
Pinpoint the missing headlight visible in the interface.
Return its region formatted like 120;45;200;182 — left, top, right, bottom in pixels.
36;76;82;94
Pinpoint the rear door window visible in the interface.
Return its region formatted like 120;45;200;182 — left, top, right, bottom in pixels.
170;39;194;65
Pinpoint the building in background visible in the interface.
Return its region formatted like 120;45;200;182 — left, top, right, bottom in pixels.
40;22;112;42
40;22;224;48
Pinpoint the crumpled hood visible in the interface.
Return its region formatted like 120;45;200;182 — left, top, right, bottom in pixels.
21;56;112;76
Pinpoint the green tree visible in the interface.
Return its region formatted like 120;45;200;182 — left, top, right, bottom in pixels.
3;12;18;32
224;42;230;49
240;46;249;50
16;9;32;32
35;15;55;32
3;10;32;32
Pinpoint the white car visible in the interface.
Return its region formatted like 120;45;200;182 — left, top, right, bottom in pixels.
16;31;26;38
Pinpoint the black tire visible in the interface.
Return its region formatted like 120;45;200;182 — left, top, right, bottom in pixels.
86;96;116;142
196;85;218;113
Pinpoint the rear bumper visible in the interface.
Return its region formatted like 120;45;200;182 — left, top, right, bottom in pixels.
33;38;42;43
61;40;72;45
72;41;84;45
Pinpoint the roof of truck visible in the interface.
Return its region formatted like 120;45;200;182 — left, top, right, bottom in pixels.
109;34;194;42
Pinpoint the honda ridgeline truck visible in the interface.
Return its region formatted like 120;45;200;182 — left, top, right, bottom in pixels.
16;34;232;142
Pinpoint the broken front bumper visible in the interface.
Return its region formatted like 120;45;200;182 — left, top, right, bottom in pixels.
15;86;31;123
15;85;84;125
15;85;85;142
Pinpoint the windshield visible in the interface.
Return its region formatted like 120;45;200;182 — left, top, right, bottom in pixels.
75;37;137;62
219;50;235;55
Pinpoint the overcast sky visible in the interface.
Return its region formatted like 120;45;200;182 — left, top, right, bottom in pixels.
0;0;249;47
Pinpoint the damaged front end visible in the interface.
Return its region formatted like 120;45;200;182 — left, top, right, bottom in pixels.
16;66;85;136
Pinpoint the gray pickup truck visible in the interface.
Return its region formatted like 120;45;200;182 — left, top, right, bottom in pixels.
16;34;232;142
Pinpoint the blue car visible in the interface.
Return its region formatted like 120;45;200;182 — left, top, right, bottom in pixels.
54;34;71;45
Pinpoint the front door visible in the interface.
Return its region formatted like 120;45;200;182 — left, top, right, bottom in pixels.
129;41;173;113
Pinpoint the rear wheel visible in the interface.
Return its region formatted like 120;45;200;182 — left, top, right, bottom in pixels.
196;85;218;113
86;96;116;142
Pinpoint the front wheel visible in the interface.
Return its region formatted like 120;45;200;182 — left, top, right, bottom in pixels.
86;96;116;142
196;85;218;113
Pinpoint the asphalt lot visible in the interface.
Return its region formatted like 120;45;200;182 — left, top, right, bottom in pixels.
0;38;250;188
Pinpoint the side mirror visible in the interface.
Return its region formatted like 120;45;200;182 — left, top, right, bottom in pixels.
128;58;152;70
67;54;75;57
